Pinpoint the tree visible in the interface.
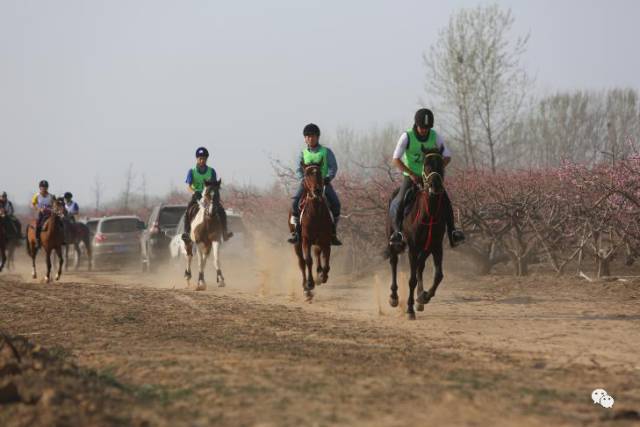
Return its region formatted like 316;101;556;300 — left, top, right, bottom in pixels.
424;5;530;172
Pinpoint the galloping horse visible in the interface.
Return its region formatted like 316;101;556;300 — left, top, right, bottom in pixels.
63;219;92;271
289;162;333;302
184;179;226;290
26;198;65;282
386;148;447;319
0;209;21;272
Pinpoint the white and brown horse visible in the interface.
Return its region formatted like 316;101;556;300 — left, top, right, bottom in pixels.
184;180;226;291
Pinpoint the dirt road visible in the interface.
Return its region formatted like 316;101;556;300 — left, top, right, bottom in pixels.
1;248;639;426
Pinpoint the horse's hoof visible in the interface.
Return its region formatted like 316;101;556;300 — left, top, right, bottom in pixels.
407;312;416;320
55;275;61;281
304;290;313;302
218;281;226;288
389;296;399;308
196;284;206;291
417;292;431;305
416;303;424;312
306;282;315;291
32;273;37;279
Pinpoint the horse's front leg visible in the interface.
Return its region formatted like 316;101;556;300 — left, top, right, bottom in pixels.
415;251;428;311
389;249;399;307
0;246;6;272
196;244;210;291
407;250;418;320
212;240;225;287
294;242;307;293
418;245;444;306
45;249;52;283
302;240;314;301
74;243;81;270
55;246;63;281
184;242;193;287
320;245;331;284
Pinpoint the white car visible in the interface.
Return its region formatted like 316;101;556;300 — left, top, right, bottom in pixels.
169;209;251;259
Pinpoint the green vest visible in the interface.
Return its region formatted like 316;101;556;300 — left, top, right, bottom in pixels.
190;166;213;192
402;129;438;176
302;146;329;178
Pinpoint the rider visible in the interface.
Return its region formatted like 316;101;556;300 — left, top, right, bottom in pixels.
32;180;55;247
389;108;465;248
63;192;79;222
0;192;22;239
181;146;233;243
288;123;342;246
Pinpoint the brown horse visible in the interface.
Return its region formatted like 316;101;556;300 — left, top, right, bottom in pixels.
0;208;6;272
289;163;332;302
184;179;225;291
385;148;447;319
0;209;20;272
26;199;65;282
63;219;93;271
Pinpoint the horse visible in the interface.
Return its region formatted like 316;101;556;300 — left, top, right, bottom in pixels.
63;218;93;271
184;179;225;291
385;148;447;320
0;209;21;272
289;162;333;302
26;198;66;282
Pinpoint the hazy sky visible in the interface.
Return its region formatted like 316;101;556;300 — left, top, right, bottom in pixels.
1;0;639;207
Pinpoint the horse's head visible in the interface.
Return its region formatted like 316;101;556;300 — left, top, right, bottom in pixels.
302;162;324;199
53;197;66;216
202;179;222;207
421;148;445;194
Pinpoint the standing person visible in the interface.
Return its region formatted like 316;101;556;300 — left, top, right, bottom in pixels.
390;108;465;247
288;123;342;246
181;147;233;243
32;180;55;247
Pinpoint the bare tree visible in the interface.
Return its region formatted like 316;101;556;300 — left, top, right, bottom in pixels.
91;174;105;215
121;163;135;212
424;5;530;172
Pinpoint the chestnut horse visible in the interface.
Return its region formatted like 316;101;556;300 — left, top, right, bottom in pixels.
289;163;332;302
184;179;225;291
26;198;65;282
385;148;447;319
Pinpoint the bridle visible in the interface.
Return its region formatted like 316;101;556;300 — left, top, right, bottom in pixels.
421;152;445;195
303;164;323;200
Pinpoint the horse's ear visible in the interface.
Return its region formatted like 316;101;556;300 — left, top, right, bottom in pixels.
216;178;222;187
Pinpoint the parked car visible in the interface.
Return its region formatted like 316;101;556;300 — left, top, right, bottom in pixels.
81;217;101;240
93;215;145;268
169;209;251;260
140;204;187;272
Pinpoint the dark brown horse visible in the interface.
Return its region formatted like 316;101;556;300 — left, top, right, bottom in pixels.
386;148;447;319
184;179;225;290
26;199;65;282
289;163;332;302
63;219;92;271
0;209;20;272
0;208;6;272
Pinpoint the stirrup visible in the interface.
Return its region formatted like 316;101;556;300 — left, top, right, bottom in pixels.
331;235;342;246
389;231;404;244
181;232;191;243
450;230;466;247
223;231;233;241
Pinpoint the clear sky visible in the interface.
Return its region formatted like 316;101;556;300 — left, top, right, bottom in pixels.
1;0;639;206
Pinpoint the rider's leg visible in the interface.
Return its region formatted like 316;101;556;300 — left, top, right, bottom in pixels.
391;176;413;242
182;193;200;242
324;184;342;246
444;190;465;247
288;184;304;244
216;204;233;241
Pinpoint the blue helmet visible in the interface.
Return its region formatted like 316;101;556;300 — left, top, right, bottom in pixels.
195;147;209;158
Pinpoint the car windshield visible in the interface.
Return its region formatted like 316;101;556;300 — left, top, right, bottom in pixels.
159;207;186;227
100;219;140;233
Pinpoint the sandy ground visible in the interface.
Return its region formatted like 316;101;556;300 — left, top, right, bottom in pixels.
1;239;640;426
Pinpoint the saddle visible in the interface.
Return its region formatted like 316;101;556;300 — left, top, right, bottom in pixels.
388;185;418;221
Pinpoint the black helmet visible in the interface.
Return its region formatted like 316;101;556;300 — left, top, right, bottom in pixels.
303;123;321;137
414;108;434;129
195;147;209;158
64;192;73;200
39;180;49;188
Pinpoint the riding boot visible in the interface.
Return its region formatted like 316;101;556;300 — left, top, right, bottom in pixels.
288;216;300;244
444;191;465;248
181;212;192;243
219;208;233;241
390;177;412;245
330;220;342;246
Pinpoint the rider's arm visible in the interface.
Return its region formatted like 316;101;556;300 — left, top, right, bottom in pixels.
31;194;39;211
437;134;452;167
391;133;420;180
185;169;195;194
326;148;337;182
295;152;304;181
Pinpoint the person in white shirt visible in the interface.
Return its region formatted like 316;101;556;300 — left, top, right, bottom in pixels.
390;108;465;247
